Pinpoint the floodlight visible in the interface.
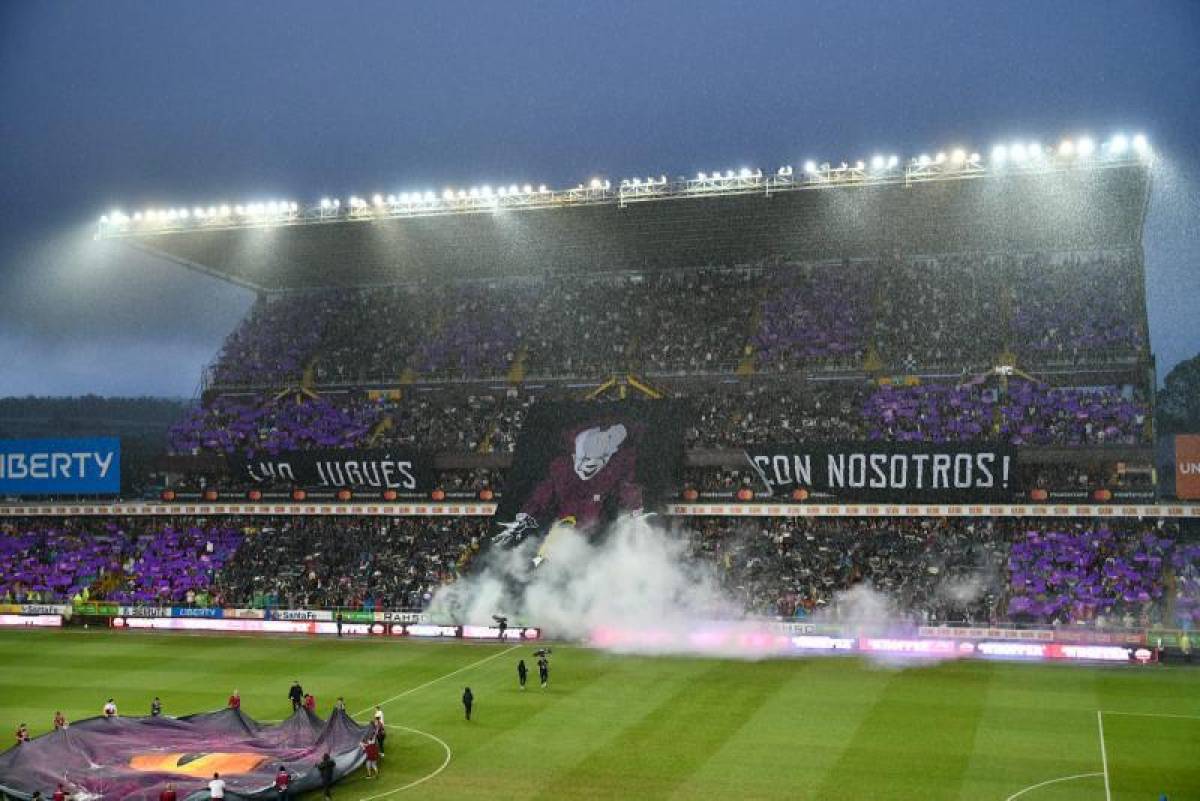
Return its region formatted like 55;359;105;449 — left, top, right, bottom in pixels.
739;167;752;178
539;184;548;193
100;215;109;224
918;154;931;167
870;155;884;170
423;191;434;201
969;153;981;164
1077;137;1095;157
724;170;734;178
386;194;396;204
133;212;142;221
887;155;899;168
442;189;454;201
1058;139;1075;156
951;149;966;164
1132;133;1149;155
589;178;602;189
523;184;532;194
457;190;467;199
1109;134;1128;155
935;152;947;164
855;160;865;170
193;208;204;218
991;145;1008;165
220;205;231;216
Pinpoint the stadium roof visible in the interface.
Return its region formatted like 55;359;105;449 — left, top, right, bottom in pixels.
99;140;1154;291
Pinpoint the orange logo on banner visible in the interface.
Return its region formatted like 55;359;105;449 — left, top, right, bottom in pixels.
129;752;269;777
1176;435;1200;500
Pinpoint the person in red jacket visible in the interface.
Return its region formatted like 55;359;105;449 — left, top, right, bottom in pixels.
228;690;241;710
159;782;177;801
274;765;291;799
362;738;380;778
51;783;67;801
303;693;316;713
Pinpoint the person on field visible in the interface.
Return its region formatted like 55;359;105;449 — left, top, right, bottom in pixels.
52;783;67;801
228;690;241;709
103;699;118;717
518;659;528;690
303;693;316;713
1181;632;1192;663
52;711;66;730
15;722;29;745
274;764;291;800
159;782;177;801
362;738;380;778
372;716;386;757
538;656;550;688
334;696;346;712
316;752;336;799
208;772;226;799
288;681;304;711
150;697;163;717
462;687;474;721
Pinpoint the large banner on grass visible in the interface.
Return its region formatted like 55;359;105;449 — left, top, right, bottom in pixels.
236;448;435;492
494;401;687;541
746;442;1017;503
0;437;120;496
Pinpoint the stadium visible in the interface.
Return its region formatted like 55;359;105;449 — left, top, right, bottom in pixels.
2;124;1197;800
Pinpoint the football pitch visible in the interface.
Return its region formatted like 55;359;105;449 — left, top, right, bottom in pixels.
1;630;1197;801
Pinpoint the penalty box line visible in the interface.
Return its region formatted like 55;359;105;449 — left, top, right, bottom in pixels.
354;643;521;717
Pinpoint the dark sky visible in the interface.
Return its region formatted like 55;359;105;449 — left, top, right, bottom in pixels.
1;0;1197;397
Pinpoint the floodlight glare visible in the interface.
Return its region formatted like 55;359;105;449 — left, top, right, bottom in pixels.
1077;137;1095;157
991;145;1008;165
1058;139;1075;156
1109;134;1129;155
739;167;752;178
855;160;865;170
442;189;454;201
918;154;931;167
870;155;884;170
589;178;602;189
386;194;396;204
220;205;231;216
1132;133;1149;155
887;155;899;169
803;161;817;174
951;149;966;164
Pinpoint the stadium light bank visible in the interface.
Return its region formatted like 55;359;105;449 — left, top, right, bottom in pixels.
95;132;1153;239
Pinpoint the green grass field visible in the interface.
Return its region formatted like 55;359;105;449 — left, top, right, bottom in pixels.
1;630;1197;800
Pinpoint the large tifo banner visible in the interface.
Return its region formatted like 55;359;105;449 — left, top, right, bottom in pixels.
236;448;434;492
0;437;120;496
746;442;1017;503
495;401;687;538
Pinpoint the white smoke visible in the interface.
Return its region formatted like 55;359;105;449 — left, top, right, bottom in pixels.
428;514;747;655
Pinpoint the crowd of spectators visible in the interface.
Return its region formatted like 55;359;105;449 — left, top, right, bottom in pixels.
209;517;486;610
684;516;1192;627
0;519;241;605
204;250;1148;390
2;516;1193;628
686;516;1010;623
1005;522;1173;626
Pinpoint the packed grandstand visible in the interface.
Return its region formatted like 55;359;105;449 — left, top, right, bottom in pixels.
3;137;1197;637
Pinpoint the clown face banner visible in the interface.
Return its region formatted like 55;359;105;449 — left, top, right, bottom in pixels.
493;401;686;548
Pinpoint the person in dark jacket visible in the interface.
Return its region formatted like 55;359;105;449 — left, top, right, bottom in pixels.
316;753;336;799
288;681;304;711
517;659;528;690
462;687;474;721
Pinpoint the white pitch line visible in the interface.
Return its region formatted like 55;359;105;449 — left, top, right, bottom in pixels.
1100;710;1200;721
1003;772;1103;801
353;644;520;717
1096;710;1112;801
354;723;453;801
